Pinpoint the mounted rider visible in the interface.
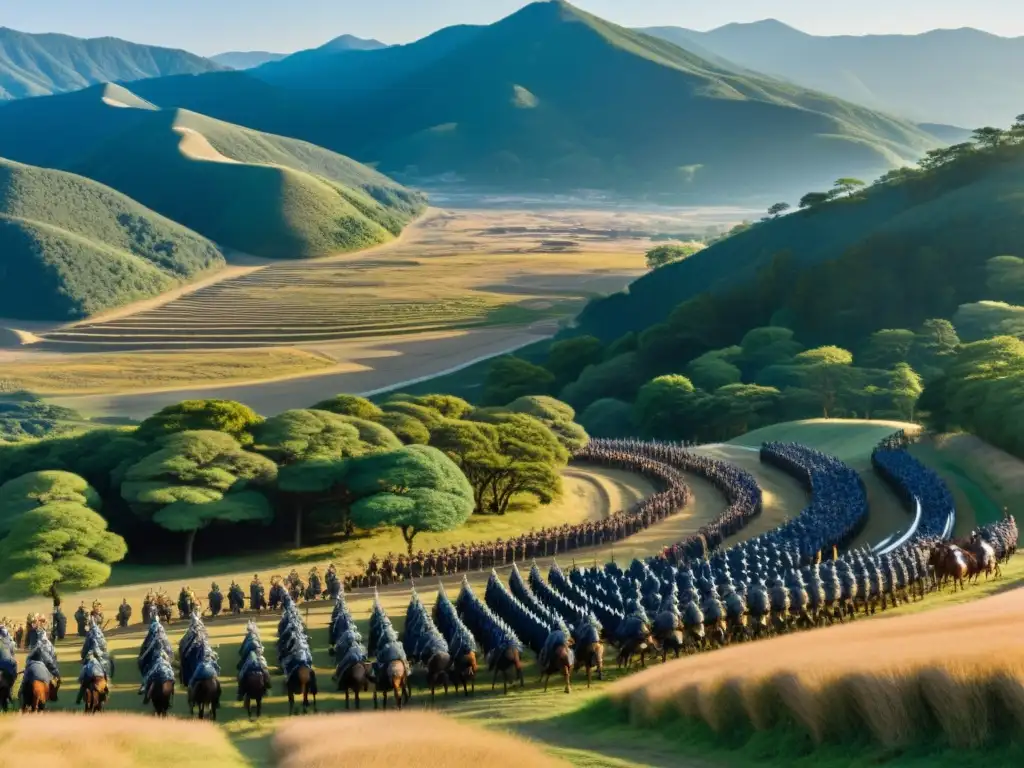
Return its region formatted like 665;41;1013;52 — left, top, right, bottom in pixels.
74;602;89;636
117;599;132;629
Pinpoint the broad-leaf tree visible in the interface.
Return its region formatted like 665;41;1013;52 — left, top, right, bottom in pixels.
0;500;127;598
889;364;923;421
860;329;916;368
545;336;604;387
121;430;278;566
633;375;702;440
346;445;474;555
645;243;706;270
0;470;101;536
311;394;384;421
482;356;555;405
137;399;263;445
794;346;856;418
686;349;742;391
502;395;589;452
376;411;431;445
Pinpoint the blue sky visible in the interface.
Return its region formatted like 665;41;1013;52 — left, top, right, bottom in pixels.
3;0;1021;55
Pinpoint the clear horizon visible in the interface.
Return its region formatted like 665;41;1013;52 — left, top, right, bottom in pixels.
1;0;1021;56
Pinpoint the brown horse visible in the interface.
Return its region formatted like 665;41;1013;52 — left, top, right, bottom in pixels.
146;679;175;717
617;633;655;669
448;649;477;697
188;676;221;720
425;651;450;703
21;676;60;713
930;544;973;592
574;639;604;688
489;646;524;695
336;660;372;710
287;665;318;715
0;670;13;713
966;536;1001;582
240;671;270;720
373;660;410;710
81;676;109;714
540;642;573;694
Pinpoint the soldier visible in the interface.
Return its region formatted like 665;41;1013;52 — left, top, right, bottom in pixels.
90;600;104;626
208;583;224;617
250;574;266;613
228;581;245;614
52;603;67;641
74;602;89;637
117;599;132;629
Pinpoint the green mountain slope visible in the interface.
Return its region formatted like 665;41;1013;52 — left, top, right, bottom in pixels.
642;21;1024;127
576;140;1024;342
296;1;937;197
0;83;426;259
0;26;223;101
0;157;224;321
211;51;289;70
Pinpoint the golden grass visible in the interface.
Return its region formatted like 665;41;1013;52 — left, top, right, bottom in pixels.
0;713;248;767
609;588;1024;749
273;712;571;768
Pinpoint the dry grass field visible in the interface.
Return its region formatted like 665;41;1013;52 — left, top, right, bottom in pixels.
0;714;249;767
272;713;571;768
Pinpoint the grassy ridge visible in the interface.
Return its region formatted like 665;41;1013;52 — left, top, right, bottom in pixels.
0;27;222;101
0;156;224;320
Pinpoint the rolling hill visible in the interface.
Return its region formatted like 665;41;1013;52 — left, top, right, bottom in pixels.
98;2;940;200
575;141;1024;341
642;21;1024;128
0;156;224;321
0;26;223;101
0;83;426;260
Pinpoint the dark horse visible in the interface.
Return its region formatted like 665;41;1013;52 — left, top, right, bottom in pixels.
145;679;175;717
574;636;604;688
448;649;477;697
540;642;574;694
287;665;318;715
0;670;13;713
489;646;524;695
426;651;450;703
240;671;270;720
81;675;109;714
188;676;221;720
373;660;410;710
336;660;372;711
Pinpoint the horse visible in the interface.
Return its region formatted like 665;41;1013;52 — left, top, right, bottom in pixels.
240;670;270;720
931;544;973;592
373;660;410;710
0;670;13;713
425;651;450;703
21;673;60;713
448;649;477;697
539;641;573;694
574;636;604;688
616;633;654;669
146;679;174;717
336;660;372;710
81;675;109;714
489;645;524;695
286;664;318;715
188;676;221;720
966;535;1001;582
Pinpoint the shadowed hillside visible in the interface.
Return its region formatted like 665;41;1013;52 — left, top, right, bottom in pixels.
0;83;426;260
0;26;223;101
0;156;224;320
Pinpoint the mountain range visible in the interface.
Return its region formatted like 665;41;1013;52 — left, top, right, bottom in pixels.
0;83;424;320
0;26;223;100
212;34;387;70
97;1;939;200
642;21;1024;128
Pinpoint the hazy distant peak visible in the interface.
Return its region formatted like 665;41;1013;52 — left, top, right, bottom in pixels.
317;34;388;52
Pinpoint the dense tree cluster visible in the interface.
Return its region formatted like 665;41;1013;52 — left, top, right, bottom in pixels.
0;391;588;595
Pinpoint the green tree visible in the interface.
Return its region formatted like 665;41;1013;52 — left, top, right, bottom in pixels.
889;363;923;421
686;350;742;391
857;385;889;420
712;384;781;437
972;127;1008;150
633;375;703;440
346;445;474;555
137;399;263;445
122;431;278;566
860;329;916;368
765;202;791;219
0;470;101;536
794;346;855;418
799;192;831;209
251;409;396;546
985;256;1024;304
388;394;474;419
740;327;802;374
0;501;127;598
832;178;865;198
376;411;431;445
578;398;635;438
482;356;555;406
310;394;384;421
559;352;645;411
381;399;446;432
911;319;960;373
952;301;1024;342
545;336;604;386
502;395;589;452
645;242;706;270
